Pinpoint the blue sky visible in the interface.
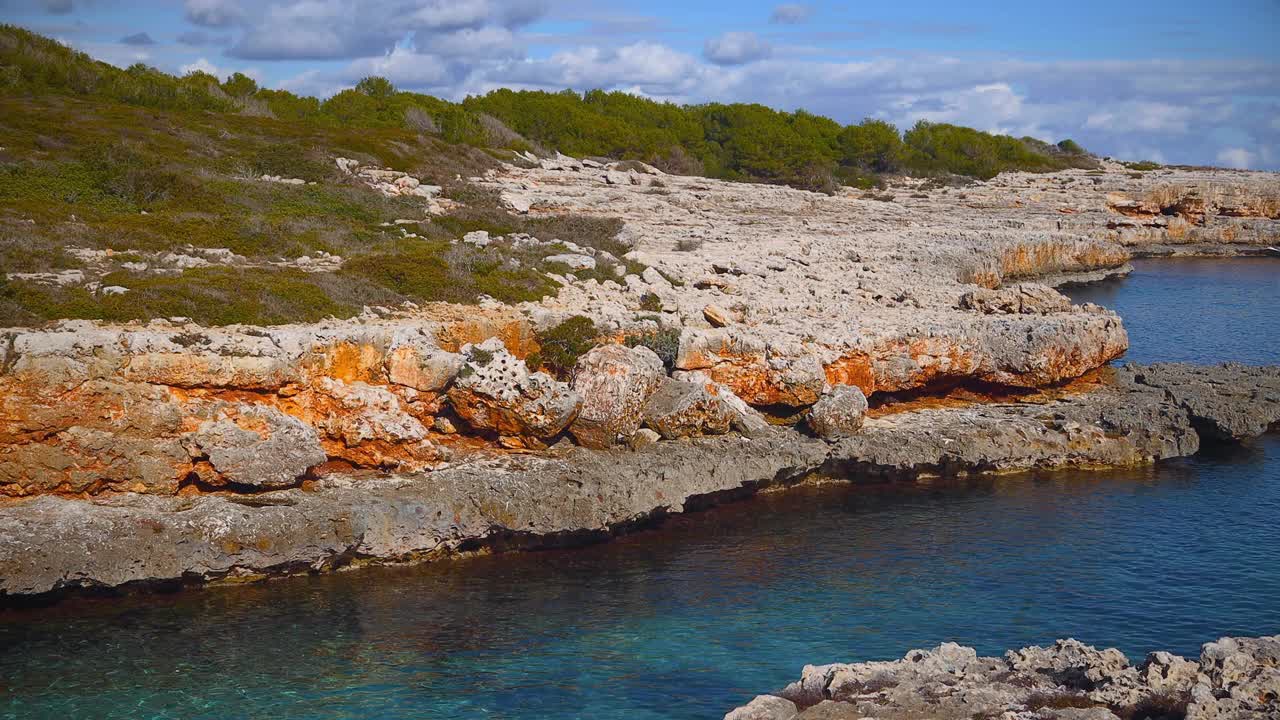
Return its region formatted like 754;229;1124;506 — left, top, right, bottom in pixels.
4;0;1279;169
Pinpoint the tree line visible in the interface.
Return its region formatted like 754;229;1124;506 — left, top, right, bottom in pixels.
0;25;1096;191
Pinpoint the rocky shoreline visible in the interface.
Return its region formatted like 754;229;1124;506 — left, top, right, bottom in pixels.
1;361;1276;597
723;635;1280;720
1;159;1278;600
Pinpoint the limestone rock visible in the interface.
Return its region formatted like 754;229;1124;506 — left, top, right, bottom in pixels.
384;342;464;392
673;370;772;437
628;427;661;450
724;695;798;720
807;385;868;439
1121;362;1280;439
704;304;732;327
642;377;735;439
959;283;1074;314
189;404;326;488
568;344;665;449
735;636;1280;720
447;338;582;440
545;253;597;270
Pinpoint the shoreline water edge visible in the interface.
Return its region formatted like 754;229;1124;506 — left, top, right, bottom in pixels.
2;160;1278;603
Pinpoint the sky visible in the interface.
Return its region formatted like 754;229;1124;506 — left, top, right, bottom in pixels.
4;0;1279;170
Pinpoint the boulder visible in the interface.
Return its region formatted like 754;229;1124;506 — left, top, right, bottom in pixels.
545;253;597;270
447;338;582;442
673;370;772;437
807;385;868;439
504;192;533;214
703;304;732;327
462;230;492;247
188;404;326;488
642;377;735;439
568;345;665;449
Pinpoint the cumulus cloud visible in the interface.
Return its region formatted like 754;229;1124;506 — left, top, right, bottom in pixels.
180;57;223;77
119;32;155;46
1216;147;1253;169
770;3;812;24
180;0;548;61
345;46;453;89
704;31;772;65
184;0;244;28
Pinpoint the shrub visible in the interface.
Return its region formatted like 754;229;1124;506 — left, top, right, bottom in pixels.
340;240;559;305
1057;138;1086;154
536;315;599;376
1114;692;1191;720
624;325;681;370
247;145;331;181
1025;692;1096;711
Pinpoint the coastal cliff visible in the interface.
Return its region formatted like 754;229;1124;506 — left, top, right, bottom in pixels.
2;158;1278;598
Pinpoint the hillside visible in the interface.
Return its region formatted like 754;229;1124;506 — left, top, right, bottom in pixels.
0;24;1101;328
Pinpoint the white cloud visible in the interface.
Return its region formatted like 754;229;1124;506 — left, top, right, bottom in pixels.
346;46;452;88
704;32;772;65
1084;101;1193;134
1216;147;1253;169
180;57;222;76
180;0;549;61
770;3;812;24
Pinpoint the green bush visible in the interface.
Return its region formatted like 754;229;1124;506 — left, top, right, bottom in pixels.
536;316;599;376
623;325;681;371
247;144;332;181
340;240;559;305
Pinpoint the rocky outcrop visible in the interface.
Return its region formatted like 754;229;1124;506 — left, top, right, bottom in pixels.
2;363;1276;597
446;338;582;447
0;309;536;496
959;283;1074;315
642;377;737;439
1121;363;1280;440
806;385;868;439
724;635;1280;720
568;344;665;449
1104;180;1280;255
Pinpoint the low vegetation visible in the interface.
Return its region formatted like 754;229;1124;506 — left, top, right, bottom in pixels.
0;24;1102;326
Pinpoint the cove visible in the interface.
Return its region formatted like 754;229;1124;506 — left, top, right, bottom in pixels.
0;258;1277;720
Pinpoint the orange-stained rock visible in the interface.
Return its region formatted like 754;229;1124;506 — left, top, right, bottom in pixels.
447;339;582;440
568;344;665;449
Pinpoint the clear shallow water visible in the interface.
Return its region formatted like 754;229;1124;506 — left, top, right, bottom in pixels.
2;258;1278;720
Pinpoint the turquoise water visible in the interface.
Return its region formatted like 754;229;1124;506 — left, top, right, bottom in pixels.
1;258;1278;720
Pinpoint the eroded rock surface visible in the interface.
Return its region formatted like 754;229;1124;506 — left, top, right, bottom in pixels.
1121;363;1280;440
569;344;665;449
2;363;1276;596
725;635;1280;720
807;385;868;439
